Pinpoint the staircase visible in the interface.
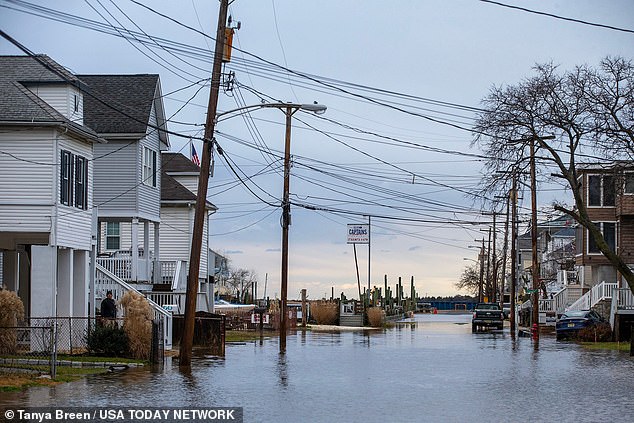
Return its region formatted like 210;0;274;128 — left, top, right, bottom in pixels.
96;263;173;349
566;282;618;314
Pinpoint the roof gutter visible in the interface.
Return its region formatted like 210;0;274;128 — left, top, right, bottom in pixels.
0;120;106;143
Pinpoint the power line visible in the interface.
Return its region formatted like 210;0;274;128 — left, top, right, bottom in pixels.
479;0;634;35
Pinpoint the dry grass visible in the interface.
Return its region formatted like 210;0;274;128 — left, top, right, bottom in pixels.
310;301;338;325
0;290;25;354
120;291;153;360
576;324;613;342
367;307;385;327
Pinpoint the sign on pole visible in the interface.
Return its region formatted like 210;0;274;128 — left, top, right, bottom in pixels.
347;224;369;244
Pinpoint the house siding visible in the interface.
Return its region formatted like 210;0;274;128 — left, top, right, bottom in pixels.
0;128;55;233
55;134;93;250
100;206;210;278
26;84;83;124
620;217;634;265
93;140;137;216
160;207;192;262
137;103;160;221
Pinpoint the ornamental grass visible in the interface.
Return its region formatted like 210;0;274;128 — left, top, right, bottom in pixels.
0;289;25;354
120;291;153;360
310;301;338;325
366;307;385;327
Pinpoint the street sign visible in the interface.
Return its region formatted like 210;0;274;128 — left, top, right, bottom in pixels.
347;224;369;244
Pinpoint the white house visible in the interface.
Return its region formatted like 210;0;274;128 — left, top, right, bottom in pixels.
79;74;169;289
0;55;104;319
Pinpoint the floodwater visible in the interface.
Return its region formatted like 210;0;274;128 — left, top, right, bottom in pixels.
2;313;633;422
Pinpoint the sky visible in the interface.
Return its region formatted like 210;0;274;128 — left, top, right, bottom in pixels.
1;0;633;300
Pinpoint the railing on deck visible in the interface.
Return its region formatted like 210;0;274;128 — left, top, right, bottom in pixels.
615;288;634;310
538;287;568;315
566;281;618;313
97;257;132;281
96;264;172;349
160;261;176;284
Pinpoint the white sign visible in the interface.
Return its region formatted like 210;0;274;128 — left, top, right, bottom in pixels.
347;224;369;244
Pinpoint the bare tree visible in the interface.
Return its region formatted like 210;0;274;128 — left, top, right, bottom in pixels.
455;264;480;297
226;267;258;303
473;57;634;295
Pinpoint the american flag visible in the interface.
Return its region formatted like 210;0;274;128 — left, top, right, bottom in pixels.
191;143;200;167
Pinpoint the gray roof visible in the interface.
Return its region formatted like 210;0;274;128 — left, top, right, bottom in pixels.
161;152;216;210
0;55;100;140
161;172;197;202
162;151;201;174
0;55;74;121
77;74;160;135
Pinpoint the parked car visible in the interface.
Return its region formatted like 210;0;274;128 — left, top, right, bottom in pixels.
555;310;607;340
472;303;504;332
213;299;255;312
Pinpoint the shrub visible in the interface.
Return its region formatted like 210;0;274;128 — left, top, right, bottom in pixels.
120;291;153;360
311;301;338;325
367;307;385;327
86;324;129;356
0;289;25;354
576;323;612;342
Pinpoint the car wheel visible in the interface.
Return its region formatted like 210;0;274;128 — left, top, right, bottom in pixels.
472;323;477;333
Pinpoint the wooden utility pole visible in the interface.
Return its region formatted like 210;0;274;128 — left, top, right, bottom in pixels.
485;228;492;301
180;0;228;367
476;239;485;303
510;174;518;334
500;196;510;311
530;138;540;342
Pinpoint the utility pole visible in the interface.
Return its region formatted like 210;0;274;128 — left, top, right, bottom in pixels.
485;228;492;301
181;0;228;367
500;197;510;311
509;172;517;338
279;105;298;352
483;212;500;303
510;174;518;335
475;238;485;303
530;138;540;342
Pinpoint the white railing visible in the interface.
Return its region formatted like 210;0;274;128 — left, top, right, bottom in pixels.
160;260;177;284
144;291;209;314
539;299;554;313
96;264;172;350
615;288;634;310
97;257;132;281
566;281;618;313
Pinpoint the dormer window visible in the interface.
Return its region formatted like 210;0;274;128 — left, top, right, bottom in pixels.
73;93;79;113
588;174;615;207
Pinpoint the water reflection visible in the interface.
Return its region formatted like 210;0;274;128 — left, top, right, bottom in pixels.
276;352;288;389
2;314;632;422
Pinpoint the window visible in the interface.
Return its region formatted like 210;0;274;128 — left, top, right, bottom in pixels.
588;174;615;206
60;150;72;205
625;173;634;194
142;147;157;187
74;156;88;210
106;222;120;250
60;150;88;209
73;94;79;113
588;222;616;254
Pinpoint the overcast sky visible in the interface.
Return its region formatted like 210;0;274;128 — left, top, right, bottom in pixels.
1;0;633;299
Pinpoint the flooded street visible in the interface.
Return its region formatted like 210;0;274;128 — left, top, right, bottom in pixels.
2;314;633;422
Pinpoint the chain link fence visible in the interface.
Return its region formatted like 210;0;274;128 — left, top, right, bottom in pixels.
0;317;158;377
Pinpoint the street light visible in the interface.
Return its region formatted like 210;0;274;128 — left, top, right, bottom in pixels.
217;102;327;352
